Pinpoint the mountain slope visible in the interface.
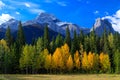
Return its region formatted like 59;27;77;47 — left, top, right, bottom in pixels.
24;12;90;37
91;18;115;36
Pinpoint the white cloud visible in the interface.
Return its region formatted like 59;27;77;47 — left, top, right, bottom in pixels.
16;11;20;15
0;14;14;25
94;10;99;14
57;2;67;6
44;0;67;6
24;3;31;8
30;9;45;14
0;1;5;9
102;10;120;33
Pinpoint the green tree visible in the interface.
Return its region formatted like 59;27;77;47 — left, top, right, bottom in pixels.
0;39;10;73
114;50;120;73
84;36;90;53
55;33;63;48
20;44;36;74
5;26;13;47
71;30;79;55
79;30;84;45
50;37;55;53
17;21;25;46
36;49;49;71
44;25;49;50
64;27;71;48
89;30;97;53
36;37;44;54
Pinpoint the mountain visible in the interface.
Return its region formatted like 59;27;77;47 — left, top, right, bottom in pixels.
0;18;19;32
0;12;116;43
24;12;90;37
90;18;115;36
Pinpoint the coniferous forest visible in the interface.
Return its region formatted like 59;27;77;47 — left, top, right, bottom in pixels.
1;21;120;74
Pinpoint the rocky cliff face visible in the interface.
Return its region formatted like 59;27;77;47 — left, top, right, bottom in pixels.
91;18;115;36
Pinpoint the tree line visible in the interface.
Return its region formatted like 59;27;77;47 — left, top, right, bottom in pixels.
0;21;120;74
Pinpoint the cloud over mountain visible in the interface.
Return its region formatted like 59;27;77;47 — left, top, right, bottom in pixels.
0;14;14;25
102;9;120;33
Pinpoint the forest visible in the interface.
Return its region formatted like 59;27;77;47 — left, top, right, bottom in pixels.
0;21;120;74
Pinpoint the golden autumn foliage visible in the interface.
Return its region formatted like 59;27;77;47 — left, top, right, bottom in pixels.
87;52;99;71
52;48;64;70
99;52;111;72
82;51;89;70
88;52;94;69
74;51;80;70
66;55;73;71
45;54;52;70
61;43;70;69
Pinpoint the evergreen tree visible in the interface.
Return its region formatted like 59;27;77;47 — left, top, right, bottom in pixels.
84;36;90;53
103;28;110;54
55;33;63;48
17;21;25;46
89;30;97;53
36;37;44;54
114;49;120;73
64;27;71;48
50;37;55;53
79;30;84;45
5;26;13;47
43;25;49;50
71;30;79;55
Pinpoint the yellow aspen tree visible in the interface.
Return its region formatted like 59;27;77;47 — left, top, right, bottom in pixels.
87;52;94;70
66;55;73;71
74;51;80;70
61;43;70;69
99;52;110;73
52;48;64;70
82;51;89;71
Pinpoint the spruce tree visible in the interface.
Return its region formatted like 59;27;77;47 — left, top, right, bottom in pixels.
71;30;78;55
55;33;63;48
64;27;71;48
114;49;120;73
5;26;13;47
43;25;49;50
17;21;25;46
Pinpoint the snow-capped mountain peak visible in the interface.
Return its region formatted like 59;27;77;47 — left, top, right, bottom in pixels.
35;12;60;23
91;18;115;36
0;18;19;32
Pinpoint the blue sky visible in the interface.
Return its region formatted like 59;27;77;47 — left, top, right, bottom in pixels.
0;0;120;30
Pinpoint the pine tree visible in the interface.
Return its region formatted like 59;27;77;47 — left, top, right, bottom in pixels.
43;25;49;50
71;30;78;55
5;26;13;47
64;27;71;48
55;33;63;48
79;30;84;45
50;37;55;53
89;30;97;53
17;21;25;46
36;37;44;54
114;50;120;73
